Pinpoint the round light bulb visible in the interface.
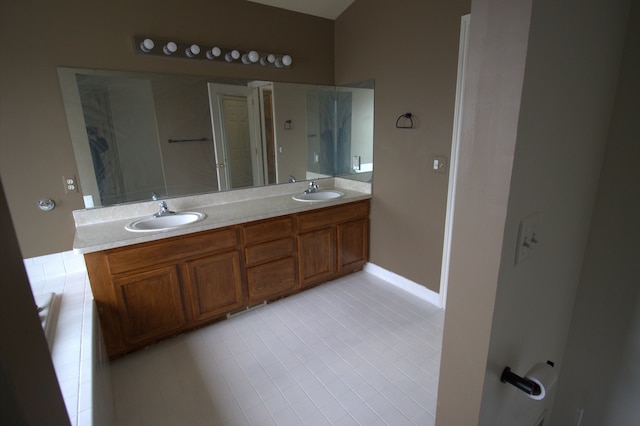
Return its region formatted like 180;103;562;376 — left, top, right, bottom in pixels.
186;44;200;57
231;50;240;60
241;54;251;64
140;38;154;52
248;51;259;63
225;52;234;62
281;55;292;67
163;42;177;55
275;58;284;68
267;54;276;63
206;47;221;59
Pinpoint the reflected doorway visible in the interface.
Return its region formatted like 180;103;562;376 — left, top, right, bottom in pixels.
208;83;274;191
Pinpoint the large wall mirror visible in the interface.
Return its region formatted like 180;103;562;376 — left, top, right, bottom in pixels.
58;68;374;208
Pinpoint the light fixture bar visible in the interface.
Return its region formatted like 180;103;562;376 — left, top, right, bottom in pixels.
134;36;293;69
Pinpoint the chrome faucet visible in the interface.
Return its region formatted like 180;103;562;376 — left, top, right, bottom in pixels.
304;180;319;194
154;201;175;217
289;175;297;183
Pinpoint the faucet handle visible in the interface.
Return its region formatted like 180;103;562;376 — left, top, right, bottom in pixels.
154;201;175;217
305;180;319;193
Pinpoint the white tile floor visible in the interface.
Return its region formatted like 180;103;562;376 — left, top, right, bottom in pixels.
111;271;444;426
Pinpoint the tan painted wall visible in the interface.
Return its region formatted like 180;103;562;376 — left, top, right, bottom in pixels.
272;82;310;183
476;0;629;423
153;75;219;197
0;179;70;425
335;0;471;292
437;0;630;424
551;4;638;424
0;0;334;258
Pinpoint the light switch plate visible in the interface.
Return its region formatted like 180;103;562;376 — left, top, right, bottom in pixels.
514;213;539;265
433;156;448;174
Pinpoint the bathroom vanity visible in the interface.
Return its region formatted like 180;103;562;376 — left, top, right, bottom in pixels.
75;180;371;358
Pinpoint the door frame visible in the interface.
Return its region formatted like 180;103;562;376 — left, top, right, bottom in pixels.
208;83;262;191
439;13;470;309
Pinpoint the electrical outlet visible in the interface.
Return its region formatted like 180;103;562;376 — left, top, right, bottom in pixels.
514;213;539;265
62;175;79;194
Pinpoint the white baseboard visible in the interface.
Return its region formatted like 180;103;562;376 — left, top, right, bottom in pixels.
364;263;442;308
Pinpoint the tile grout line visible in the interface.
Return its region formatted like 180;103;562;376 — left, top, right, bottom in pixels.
292;280;439;420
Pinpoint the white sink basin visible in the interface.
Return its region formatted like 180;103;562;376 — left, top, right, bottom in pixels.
125;212;206;232
292;190;345;202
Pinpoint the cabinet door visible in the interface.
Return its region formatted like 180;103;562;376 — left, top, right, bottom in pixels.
338;218;369;273
113;266;186;347
183;251;245;323
247;256;297;304
298;228;336;287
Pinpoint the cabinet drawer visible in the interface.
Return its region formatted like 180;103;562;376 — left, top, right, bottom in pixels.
243;217;293;245
247;257;297;303
245;238;294;266
107;227;238;274
296;201;369;232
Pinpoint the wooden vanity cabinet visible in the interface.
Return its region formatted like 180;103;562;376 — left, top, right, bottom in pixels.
182;250;244;323
84;227;246;358
85;199;369;358
296;200;369;288
111;265;186;348
242;217;297;304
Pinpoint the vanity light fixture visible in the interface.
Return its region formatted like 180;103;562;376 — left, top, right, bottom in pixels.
135;36;293;69
206;47;222;59
225;49;240;62
275;54;293;68
185;44;200;57
163;41;177;55
248;50;260;63
140;38;154;52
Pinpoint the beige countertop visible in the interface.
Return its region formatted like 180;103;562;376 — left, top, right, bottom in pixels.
73;178;372;254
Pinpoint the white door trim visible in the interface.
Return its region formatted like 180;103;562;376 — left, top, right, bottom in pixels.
439;13;470;310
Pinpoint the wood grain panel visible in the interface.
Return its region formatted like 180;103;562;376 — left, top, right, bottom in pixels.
245;238;294;266
298;228;335;286
107;227;238;274
242;217;293;245
247;256;297;303
113;266;186;346
183;251;245;323
296;201;369;233
338;218;369;272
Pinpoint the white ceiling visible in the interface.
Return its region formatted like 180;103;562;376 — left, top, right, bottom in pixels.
246;0;355;20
